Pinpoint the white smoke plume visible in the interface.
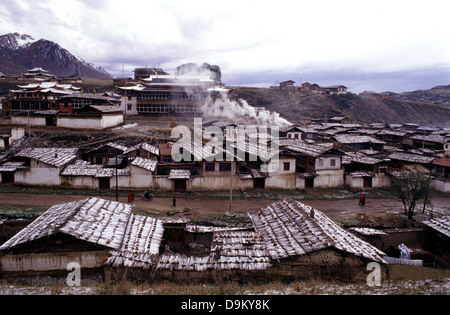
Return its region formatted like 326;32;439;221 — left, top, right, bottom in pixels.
175;63;292;128
202;91;292;128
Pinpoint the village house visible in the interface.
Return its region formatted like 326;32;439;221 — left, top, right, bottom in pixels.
123;142;160;160
283;142;345;189
342;153;391;190
11;110;59;127
0;125;25;149
248;198;387;281
56;105;123;130
54;93;121;115
422;216;450;267
430;143;450;193
410;134;448;151
80;142;127;166
375;130;407;147
328;116;352;124
300;82;321;94
321;85;348;95
1;147;78;186
387;151;436;171
0;198;163;274
1;197;388;281
279;80;296;91
59;142;158;190
60;160;130;190
333;135;385;152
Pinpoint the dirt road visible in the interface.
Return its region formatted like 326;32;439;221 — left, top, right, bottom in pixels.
1;192;449;223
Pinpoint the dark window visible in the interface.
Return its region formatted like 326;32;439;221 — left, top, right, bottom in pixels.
205;163;215;172
219;163;231;171
283;162;290;171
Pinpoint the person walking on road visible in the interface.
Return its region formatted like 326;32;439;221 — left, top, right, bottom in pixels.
359;193;366;206
171;196;177;207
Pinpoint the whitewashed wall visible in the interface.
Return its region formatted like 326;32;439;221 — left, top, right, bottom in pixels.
431;178;450;192
15;161;62;186
315;156;342;170
0;251;107;272
57;114;123;130
11;116;46;127
120;96;138;115
314;169;345;188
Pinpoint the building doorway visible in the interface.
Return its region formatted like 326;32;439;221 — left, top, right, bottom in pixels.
253;178;265;189
174;179;187;192
305;177;314;189
99;177;111;190
363;177;373;189
1;172;14;184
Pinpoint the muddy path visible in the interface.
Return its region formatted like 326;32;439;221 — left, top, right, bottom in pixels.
1;191;448;224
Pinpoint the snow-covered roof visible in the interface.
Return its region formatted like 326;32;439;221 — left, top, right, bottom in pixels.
0;198;164;262
0;161;26;172
168;169;191;179
249;198;386;263
16;147;78;167
60;160;130;177
285;142;339;158
157;230;271;272
333;135;385;144
422;216;450;238
17;82;81;91
124;142;159;156
342;152;383;165
106;215;164;269
388;152;436;164
0;198;132;251
130;157;157;172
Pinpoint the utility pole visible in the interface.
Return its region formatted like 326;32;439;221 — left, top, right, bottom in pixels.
116;155;119;202
229;166;233;214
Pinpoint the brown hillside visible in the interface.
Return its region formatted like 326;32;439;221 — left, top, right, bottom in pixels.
231;87;450;126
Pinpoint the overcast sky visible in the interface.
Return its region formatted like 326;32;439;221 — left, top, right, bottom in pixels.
1;0;449;92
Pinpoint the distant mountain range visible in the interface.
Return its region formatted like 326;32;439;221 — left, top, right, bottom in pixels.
0;33;111;79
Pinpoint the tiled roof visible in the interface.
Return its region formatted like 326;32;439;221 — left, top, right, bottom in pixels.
61;160;130;177
285;143;333;157
15;148;78;167
124;143;160;156
0;161;26;172
388;152;436;164
249;198;386;263
422;216;450;238
333;135;385;144
157;230;272;272
0;198;132;251
1;198;164;266
168;169;191;179
130;157;157;172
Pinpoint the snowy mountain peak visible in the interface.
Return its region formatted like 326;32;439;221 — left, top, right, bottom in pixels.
0;33;36;50
0;32;112;79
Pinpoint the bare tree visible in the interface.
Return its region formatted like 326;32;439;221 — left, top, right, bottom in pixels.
391;170;432;219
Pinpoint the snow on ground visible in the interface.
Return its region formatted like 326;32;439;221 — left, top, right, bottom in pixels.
1;278;448;295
